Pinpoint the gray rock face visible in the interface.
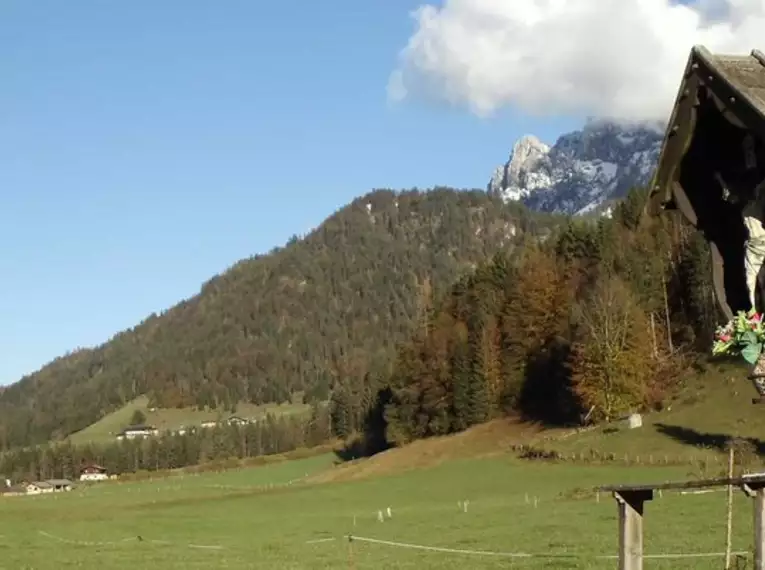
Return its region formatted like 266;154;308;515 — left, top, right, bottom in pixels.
488;121;664;215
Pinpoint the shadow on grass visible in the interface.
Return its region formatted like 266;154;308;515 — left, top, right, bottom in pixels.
654;423;765;455
333;439;368;463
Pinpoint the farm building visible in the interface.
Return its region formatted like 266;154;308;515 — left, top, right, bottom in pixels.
47;479;74;492
25;479;73;495
226;416;251;426
26;481;53;495
116;424;159;440
79;464;108;482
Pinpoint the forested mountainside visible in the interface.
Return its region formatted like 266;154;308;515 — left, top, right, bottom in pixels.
330;188;723;453
0;188;559;448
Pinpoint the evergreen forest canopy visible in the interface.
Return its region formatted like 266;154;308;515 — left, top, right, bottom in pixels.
0;188;557;449
0;406;332;483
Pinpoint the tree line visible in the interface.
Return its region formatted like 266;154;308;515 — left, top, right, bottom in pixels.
0;406;330;482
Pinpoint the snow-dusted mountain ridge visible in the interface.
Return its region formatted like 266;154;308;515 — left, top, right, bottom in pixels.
487;122;664;215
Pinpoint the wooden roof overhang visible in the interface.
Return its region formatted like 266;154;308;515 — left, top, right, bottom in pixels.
647;45;765;318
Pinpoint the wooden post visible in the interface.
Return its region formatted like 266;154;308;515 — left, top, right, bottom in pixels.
347;535;357;570
614;490;653;570
725;448;735;569
600;475;765;569
755;488;765;570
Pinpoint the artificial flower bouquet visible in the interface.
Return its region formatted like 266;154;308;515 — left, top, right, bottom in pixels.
712;309;765;364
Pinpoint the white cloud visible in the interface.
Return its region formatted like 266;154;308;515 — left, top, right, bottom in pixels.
390;0;765;123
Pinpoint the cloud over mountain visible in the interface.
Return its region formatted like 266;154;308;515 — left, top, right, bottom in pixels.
389;0;765;123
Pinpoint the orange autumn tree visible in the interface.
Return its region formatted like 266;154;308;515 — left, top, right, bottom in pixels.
501;244;573;406
570;275;656;422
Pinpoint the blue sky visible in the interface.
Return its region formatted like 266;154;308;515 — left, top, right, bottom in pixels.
0;1;584;386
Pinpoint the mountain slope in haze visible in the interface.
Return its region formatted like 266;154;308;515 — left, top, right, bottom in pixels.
487;121;663;215
0;188;558;448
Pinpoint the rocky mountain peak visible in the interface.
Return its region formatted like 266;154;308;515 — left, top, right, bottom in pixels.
488;135;551;203
488;121;663;215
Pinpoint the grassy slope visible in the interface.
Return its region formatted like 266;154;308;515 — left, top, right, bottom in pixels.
66;395;315;446
4;364;764;568
538;361;765;463
314;361;765;485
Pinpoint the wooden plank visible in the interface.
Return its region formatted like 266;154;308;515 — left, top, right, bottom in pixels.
756;488;765;570
614;490;652;570
713;54;765;115
695;46;765;136
725;449;735;569
598;475;765;494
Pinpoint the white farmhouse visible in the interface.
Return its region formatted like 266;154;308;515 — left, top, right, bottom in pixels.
116;424;159;440
79;464;109;482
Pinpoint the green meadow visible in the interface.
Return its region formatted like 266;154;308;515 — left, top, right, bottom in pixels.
66;394;315;446
0;449;759;569
6;362;765;569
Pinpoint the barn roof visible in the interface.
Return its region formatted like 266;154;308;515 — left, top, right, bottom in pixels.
46;479;73;486
122;424;156;432
648;45;765;218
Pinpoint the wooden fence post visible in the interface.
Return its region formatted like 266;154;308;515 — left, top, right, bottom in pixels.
614;490;653;570
755;488;765;570
725;448;734;569
601;475;765;569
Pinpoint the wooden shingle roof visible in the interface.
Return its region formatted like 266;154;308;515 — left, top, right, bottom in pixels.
648;45;765;217
712;52;765;114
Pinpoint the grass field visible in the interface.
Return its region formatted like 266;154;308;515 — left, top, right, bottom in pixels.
67;395;316;446
2;447;763;568
6;362;765;569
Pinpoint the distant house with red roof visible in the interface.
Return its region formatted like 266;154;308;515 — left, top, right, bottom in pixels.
79;464;108;482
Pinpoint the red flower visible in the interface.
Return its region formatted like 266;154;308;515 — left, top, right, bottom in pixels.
719;334;732;342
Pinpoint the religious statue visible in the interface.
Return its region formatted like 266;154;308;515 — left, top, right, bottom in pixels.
647;45;765;399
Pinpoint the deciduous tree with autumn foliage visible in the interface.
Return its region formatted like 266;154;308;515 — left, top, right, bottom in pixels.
569;276;657;422
361;186;718;452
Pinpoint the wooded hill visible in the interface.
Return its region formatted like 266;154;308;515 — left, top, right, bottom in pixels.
327;187;725;455
0;188;558;449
